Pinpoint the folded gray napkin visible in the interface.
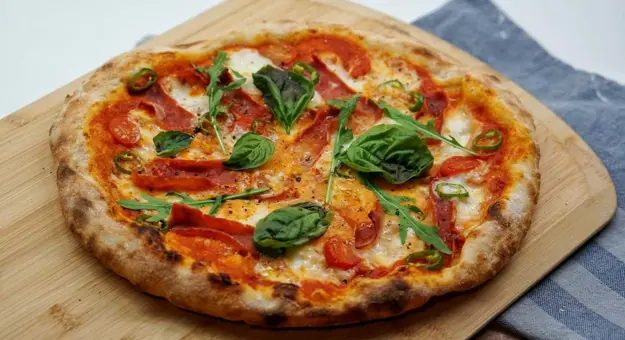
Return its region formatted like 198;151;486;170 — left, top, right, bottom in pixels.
415;1;625;339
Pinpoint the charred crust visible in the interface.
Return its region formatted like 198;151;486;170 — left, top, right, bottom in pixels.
263;312;287;327
70;198;91;229
191;261;207;273
164;250;182;263
208;272;235;287
368;279;411;314
136;226;166;253
306;308;330;317
488;201;509;226
272;283;299;300
58;163;76;183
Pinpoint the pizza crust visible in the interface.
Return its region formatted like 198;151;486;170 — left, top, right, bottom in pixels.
49;21;539;327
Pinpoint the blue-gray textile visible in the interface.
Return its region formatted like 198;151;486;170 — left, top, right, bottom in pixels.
415;1;624;339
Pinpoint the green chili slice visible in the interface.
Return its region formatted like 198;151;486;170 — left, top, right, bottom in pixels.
128;68;158;93
292;62;320;85
113;151;139;175
406;250;444;270
377;79;405;90
408;92;424;112
435;182;469;199
136;214;169;232
472;129;503;151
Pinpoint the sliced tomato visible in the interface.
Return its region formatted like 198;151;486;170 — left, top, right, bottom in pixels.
295;35;371;77
324;236;362;270
132;158;241;192
169;203;254;235
108;115;140;147
354;201;383;249
170;227;254;255
439;156;480;177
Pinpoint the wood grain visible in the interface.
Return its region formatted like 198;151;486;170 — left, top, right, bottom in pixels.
0;0;616;339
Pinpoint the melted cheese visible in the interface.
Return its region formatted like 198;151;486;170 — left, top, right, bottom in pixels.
128;108;159;161
226;48;274;96
433;176;486;232
435;109;474;163
160;76;208;116
359;219;422;267
318;55;365;92
284;244;355;283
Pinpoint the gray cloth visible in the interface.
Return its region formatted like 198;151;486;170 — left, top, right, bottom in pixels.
415;1;625;339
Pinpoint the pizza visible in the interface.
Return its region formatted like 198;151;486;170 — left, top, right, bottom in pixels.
49;22;540;327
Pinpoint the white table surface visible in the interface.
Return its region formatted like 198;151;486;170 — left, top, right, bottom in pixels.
1;0;624;118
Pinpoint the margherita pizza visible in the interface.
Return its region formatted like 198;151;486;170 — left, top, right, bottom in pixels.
49;22;539;327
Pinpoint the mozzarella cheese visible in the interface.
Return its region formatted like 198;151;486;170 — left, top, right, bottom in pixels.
433;176;486;232
434;108;474;163
359;219;422;267
284;244;355;283
160;76;208;116
318;55;365;92
226;48;274;96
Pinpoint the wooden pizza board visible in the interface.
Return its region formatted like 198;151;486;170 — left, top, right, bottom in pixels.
0;0;616;339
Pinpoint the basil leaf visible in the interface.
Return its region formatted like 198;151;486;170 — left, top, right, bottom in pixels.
254;202;331;256
252;63;318;134
339;124;433;184
195;51;246;155
223;132;275;170
324;94;360;204
153;131;194;157
358;174;450;254
378;101;478;156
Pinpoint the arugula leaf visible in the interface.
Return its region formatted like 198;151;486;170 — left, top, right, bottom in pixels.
252;62;319;134
357;174;451;254
377;101;478;156
117;187;269;223
253;202;331;256
195;51;246;154
153;131;194;157
222;132;275;170
324;94;360;204
339;124;433;184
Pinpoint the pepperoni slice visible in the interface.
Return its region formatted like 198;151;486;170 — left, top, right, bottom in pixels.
439;156;480;177
323;236;362;270
312;58;354;100
132;158;240;192
108;115;140;147
169;204;255;255
292;110;334;167
169;203;254;235
140;81;196;133
294;35;371;77
429;180;464;256
354;201;383;249
223;89;273;131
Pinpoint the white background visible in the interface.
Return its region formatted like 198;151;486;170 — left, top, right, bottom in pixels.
1;0;624;118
